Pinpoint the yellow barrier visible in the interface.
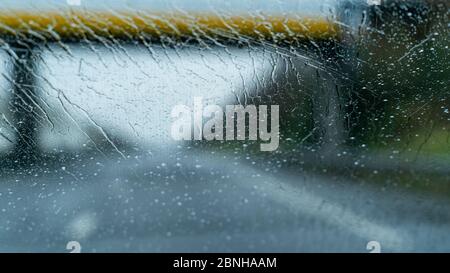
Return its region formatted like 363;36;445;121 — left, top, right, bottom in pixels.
0;11;339;42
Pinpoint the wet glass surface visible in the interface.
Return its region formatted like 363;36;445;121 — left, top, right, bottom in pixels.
0;0;448;252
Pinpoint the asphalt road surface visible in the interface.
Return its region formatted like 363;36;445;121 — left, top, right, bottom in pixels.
0;150;449;253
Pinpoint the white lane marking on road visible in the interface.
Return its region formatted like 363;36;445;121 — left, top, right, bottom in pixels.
245;172;413;251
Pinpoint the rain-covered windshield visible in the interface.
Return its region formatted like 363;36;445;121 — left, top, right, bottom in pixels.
0;0;448;252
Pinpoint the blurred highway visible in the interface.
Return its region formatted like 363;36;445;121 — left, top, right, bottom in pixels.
0;150;449;252
0;0;448;254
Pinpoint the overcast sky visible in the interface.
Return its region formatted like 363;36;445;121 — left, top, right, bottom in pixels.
0;0;340;15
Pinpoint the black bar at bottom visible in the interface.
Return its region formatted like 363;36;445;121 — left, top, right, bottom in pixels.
0;253;446;272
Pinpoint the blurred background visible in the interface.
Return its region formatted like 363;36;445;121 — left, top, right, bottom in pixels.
0;0;448;252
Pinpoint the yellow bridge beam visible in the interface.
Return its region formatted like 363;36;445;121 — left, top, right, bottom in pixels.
0;11;339;43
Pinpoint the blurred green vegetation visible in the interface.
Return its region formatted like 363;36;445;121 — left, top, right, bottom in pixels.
350;5;449;154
